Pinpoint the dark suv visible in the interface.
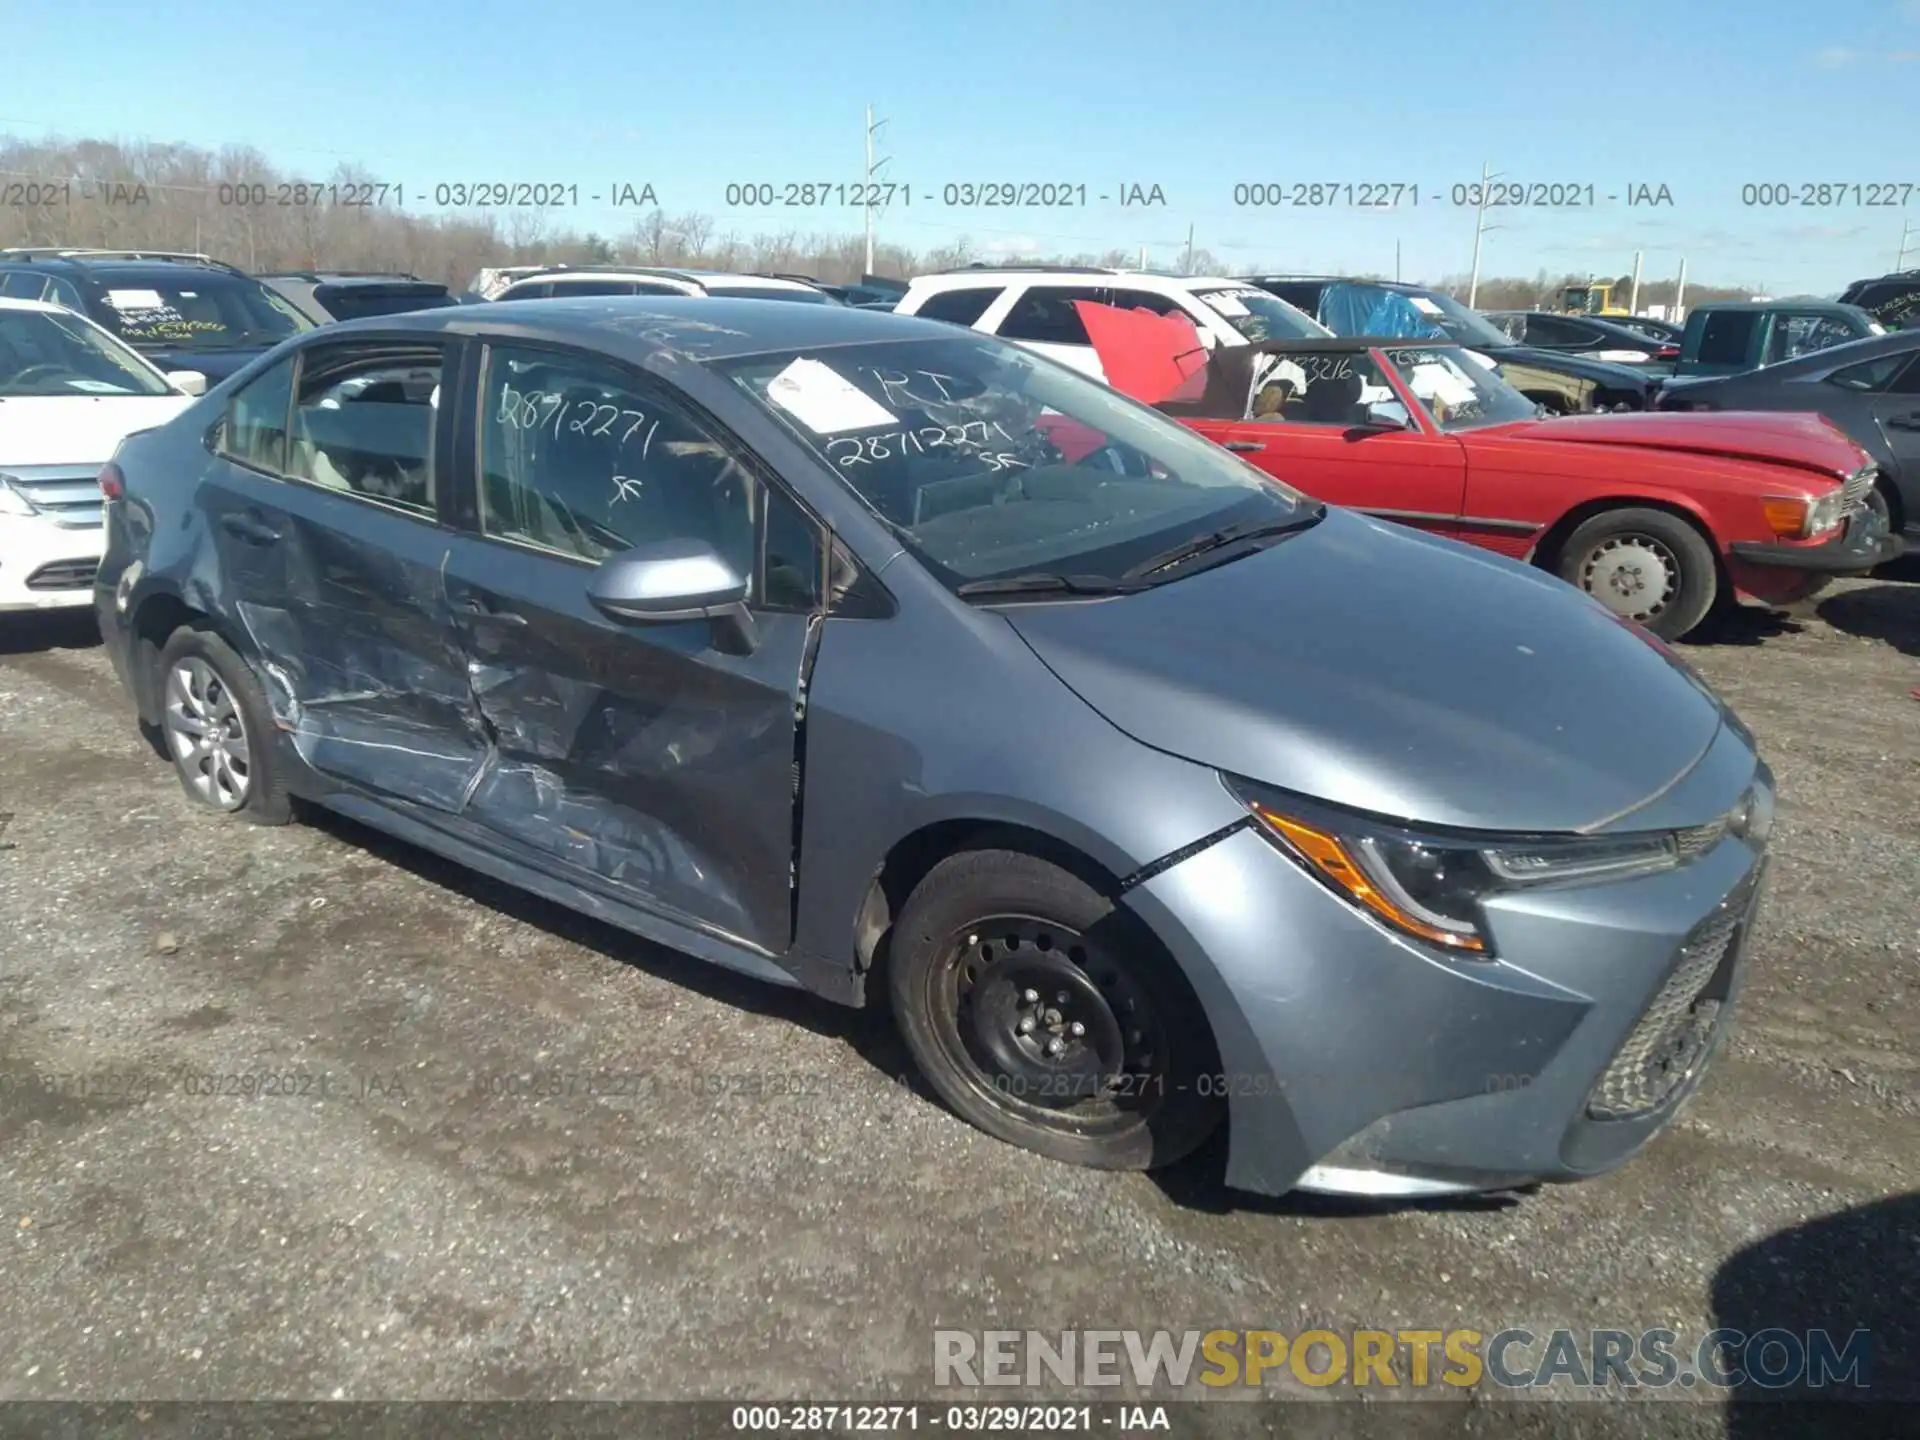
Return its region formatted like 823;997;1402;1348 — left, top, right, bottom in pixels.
1838;270;1920;331
0;249;311;382
258;271;461;325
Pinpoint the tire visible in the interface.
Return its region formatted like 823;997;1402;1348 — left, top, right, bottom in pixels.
888;849;1222;1171
153;626;292;825
1555;507;1719;640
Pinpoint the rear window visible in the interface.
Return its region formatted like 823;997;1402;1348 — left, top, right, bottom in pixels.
912;287;1001;327
1694;312;1755;365
316;285;457;321
712;286;834;304
97;275;311;351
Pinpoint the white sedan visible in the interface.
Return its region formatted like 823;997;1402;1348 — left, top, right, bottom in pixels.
0;297;205;613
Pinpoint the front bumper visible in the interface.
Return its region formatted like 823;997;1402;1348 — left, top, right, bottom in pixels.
1729;515;1902;573
0;514;105;613
1124;758;1769;1199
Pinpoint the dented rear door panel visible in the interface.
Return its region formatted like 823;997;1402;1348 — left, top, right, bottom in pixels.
440;534;809;954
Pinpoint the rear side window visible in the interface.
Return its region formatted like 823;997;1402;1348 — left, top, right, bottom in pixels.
286;343;444;517
497;281;554;300
1523;315;1599;347
1770;314;1861;363
997;286;1106;344
219;356;297;472
912;286;1001;327
1695;313;1754;365
543;279;640;297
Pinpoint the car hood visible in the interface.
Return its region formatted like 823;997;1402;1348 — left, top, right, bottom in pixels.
1492;343;1654;390
1001;508;1727;834
0;394;194;467
1492;409;1867;479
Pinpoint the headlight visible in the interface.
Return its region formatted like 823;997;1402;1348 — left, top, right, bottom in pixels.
0;476;38;518
1237;786;1692;958
1762;489;1844;539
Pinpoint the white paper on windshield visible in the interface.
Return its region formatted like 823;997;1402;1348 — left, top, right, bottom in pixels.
1408;296;1444;316
764;357;897;433
1358;380;1396;403
1408;362;1476;407
1200;291;1250;317
105;288;166;310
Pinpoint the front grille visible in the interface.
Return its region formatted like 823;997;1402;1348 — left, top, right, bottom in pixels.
24;559;100;591
1841;466;1877;515
1586;883;1751;1121
8;473;103;529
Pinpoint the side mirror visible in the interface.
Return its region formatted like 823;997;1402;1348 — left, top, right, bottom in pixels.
1350;402;1416;434
167;369;208;396
586;538;758;653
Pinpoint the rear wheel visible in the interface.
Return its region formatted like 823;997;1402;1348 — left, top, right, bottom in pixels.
1555;507;1719;640
155;627;291;825
888;850;1222;1171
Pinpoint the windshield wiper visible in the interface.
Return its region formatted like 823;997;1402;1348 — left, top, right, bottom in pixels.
1122;510;1325;580
956;572;1146;600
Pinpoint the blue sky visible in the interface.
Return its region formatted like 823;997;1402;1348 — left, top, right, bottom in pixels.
3;0;1918;291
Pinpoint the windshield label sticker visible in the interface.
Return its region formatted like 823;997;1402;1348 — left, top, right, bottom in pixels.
766;357;897;433
1200;292;1250;317
1407;362;1476;406
1408;296;1445;315
105;289;167;311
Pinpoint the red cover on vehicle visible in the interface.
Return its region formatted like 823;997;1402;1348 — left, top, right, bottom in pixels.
1072;301;1210;405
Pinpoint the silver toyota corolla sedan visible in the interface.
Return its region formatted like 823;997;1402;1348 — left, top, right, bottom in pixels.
93;298;1773;1199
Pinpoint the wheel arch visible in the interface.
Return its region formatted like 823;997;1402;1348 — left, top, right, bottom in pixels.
1528;493;1726;579
126;583;227;725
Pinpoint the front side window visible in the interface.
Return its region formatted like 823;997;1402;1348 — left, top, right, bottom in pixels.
97;275;311;351
478;343;821;608
717;332;1315;590
1236;348;1409;428
1378;345;1540;432
1826;353;1912;392
286;343;443;516
220;356;297;471
0;304;174;397
1191;287;1324;342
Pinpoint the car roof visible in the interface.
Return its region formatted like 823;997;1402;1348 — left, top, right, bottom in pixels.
1687;299;1864;313
908;269;1243;289
314;293;966;363
507;268;822;292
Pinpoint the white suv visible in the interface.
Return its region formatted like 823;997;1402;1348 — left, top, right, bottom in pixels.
485;267;837;304
893;267;1330;380
1;297;197;614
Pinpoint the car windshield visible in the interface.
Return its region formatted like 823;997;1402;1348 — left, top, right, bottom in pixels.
717;332;1316;589
0;305;174;397
1378;344;1541;431
96;275;312;351
1191;287;1325;342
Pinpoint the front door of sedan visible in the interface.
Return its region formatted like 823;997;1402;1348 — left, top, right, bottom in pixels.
201;338;488;811
1866;354;1920;495
439;340;823;954
1185;345;1468;534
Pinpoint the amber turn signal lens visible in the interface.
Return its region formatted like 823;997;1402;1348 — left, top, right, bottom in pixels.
1761;496;1810;539
1252;805;1486;953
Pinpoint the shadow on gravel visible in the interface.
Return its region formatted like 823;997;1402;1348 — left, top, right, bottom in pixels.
1713;1190;1919;1436
1681;605;1804;648
1815;583;1920;658
0;610;101;655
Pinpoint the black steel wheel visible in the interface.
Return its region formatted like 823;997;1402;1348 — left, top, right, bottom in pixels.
889;849;1221;1170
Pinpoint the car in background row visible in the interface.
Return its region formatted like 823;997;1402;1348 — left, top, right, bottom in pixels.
1;296;197;614
760;273;907;309
1599;314;1685;346
1483;311;1680;368
485;266;838;304
1656;327;1920;541
1838;269;1920;331
96;296;1779;1201
0;248;312;383
1120;328;1897;639
1668;300;1882;379
259;271;462;324
893;266;1327;382
1243;276;1655;414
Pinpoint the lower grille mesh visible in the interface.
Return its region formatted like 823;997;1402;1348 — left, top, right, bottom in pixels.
1586;892;1747;1121
24;559;100;591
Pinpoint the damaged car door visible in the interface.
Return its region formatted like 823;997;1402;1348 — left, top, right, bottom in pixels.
203;336;487;810
440;341;821;954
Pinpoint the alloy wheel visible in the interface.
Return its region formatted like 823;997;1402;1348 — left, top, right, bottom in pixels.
163;657;253;810
1581;534;1678;622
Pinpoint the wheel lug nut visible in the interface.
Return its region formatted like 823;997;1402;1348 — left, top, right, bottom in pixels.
1055;991;1069;1004
1046;1038;1065;1057
1017;1017;1035;1034
1069;1021;1085;1037
1022;989;1039;1004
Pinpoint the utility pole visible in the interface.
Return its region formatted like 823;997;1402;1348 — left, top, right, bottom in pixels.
1138;244;1146;269
1181;223;1195;275
863;104;891;275
1674;257;1688;321
1899;219;1915;271
1628;250;1643;314
1395;239;1401;282
1466;160;1502;308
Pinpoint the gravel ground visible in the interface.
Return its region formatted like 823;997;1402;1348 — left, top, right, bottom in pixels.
0;575;1915;1433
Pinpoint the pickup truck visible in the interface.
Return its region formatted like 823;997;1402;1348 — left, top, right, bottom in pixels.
1669;301;1883;379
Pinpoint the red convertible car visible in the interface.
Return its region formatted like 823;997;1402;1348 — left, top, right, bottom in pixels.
1076;312;1900;639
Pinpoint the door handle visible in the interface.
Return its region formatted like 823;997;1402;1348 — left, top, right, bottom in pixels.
455;596;528;627
218;512;281;545
1223;440;1266;453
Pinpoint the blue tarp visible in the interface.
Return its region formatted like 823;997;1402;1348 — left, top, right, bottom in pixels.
1318;283;1451;340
